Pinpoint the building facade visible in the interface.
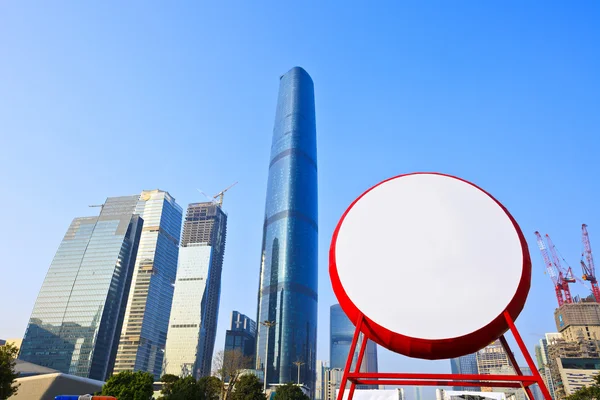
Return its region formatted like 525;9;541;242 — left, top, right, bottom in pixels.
315;360;327;400
554;358;600;397
19;196;143;380
450;353;479;391
330;304;378;373
114;190;182;379
555;302;600;342
224;311;257;370
255;67;318;389
162;201;227;378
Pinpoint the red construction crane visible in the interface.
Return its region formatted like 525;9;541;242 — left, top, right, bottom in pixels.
581;224;600;302
546;233;575;304
535;231;567;307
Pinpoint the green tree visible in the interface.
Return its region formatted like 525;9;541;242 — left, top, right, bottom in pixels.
159;374;180;398
273;382;309;400
566;373;600;400
101;370;154;400
230;374;264;400
198;376;221;400
0;343;20;399
168;376;199;400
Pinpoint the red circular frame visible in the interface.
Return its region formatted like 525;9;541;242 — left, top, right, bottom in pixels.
329;172;531;359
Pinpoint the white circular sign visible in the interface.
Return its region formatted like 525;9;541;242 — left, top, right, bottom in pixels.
330;173;530;359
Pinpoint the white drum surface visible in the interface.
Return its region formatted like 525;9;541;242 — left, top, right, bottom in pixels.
334;174;524;340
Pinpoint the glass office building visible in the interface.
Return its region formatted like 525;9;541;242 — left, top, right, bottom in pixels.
255;67;318;389
114;190;182;379
224;311;257;370
19;196;143;380
330;304;378;378
450;353;479;391
163;202;227;378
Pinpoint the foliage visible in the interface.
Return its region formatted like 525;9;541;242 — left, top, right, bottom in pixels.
160;374;180;397
273;382;310;400
101;370;154;400
197;376;221;400
158;375;222;400
213;349;253;400
566;373;600;400
0;343;20;399
230;374;264;400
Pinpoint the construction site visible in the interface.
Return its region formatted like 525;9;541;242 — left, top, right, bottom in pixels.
534;224;600;399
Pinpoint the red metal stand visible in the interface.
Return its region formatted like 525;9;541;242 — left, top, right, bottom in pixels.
336;312;552;400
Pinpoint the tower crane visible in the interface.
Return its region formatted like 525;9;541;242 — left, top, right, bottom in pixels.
581;224;600;302
197;182;238;207
546;233;575;304
535;231;567;307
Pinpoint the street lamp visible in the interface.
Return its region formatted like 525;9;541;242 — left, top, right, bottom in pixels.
261;320;277;393
292;360;305;385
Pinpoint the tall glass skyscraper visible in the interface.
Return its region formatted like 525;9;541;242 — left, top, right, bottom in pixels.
255;67;318;389
163;201;227;378
19;196;143;381
330;304;378;379
114;190;182;379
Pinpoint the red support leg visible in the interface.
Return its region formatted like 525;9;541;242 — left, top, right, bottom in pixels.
499;334;536;400
504;311;552;400
347;331;368;400
337;314;364;400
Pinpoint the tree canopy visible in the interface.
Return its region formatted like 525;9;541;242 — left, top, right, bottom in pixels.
0;343;20;399
158;374;221;400
101;370;154;400
213;349;253;400
273;382;310;400
230;374;264;400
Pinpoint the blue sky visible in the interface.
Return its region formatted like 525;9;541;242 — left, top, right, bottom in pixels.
1;1;599;398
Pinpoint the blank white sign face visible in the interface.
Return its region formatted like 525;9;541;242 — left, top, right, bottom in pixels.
334;174;525;340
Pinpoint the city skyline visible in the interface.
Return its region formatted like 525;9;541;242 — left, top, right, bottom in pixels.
2;3;600;399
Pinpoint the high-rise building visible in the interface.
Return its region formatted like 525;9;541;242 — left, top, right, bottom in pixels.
19;196;143;380
450;353;479;391
537;333;562;400
315;360;327;400
414;386;423;400
162;201;228;378
330;304;378;374
554;302;600;342
255;67;318;389
476;340;512;392
114;190;182;379
224;311;257;370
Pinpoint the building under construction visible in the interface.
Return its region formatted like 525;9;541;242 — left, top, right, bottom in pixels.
554;302;600;344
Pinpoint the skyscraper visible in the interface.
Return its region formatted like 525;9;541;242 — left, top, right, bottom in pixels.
330;304;378;375
223;311;256;370
163;201;227;378
114;190;182;379
255;67;318;389
450;353;479;391
19;196;143;380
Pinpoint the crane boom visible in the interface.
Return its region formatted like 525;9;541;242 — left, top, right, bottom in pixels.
546;234;574;304
535;231;564;306
582;224;600;302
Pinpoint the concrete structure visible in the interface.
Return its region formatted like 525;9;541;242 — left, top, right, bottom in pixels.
325;368;344;400
536;333;562;399
436;389;506;400
555;358;600;398
255;67;318;391
10;372;104;400
19;196;143;380
163;202;228;378
114;189;183;379
547;335;600;399
450;353;479;391
555;302;600;342
224;311;257;371
315;360;327;400
476;340;512;391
